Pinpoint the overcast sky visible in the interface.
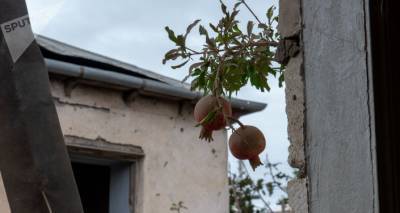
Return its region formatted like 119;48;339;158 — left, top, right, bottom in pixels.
26;0;291;209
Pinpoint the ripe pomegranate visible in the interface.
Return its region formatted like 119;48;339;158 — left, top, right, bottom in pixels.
229;125;266;170
194;95;232;142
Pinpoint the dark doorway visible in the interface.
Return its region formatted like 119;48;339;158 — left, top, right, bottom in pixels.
72;162;111;213
370;0;400;211
66;136;144;213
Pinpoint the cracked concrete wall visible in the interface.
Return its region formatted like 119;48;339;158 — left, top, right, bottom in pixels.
0;79;229;213
302;0;378;212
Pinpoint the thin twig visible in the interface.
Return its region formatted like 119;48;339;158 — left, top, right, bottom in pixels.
186;47;202;54
228;116;245;128
265;156;287;193
241;0;263;25
240;161;275;213
188;40;279;57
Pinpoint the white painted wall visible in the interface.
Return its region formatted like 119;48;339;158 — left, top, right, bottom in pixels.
0;78;229;213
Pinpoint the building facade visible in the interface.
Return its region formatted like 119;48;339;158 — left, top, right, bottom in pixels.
0;36;266;213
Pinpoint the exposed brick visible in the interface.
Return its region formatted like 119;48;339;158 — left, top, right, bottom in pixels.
288;178;308;213
278;0;302;38
284;55;305;169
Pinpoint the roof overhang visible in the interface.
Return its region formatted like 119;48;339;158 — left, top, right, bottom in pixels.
37;35;267;116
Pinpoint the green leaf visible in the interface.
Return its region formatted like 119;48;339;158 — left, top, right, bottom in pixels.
181;62;204;83
171;59;189;69
189;62;204;74
231;9;240;20
185;19;201;37
176;35;185;46
162;49;180;64
247;21;254;35
223;66;246;94
258;23;269;29
192;68;203;76
267;6;275;20
209;23;219;33
278;73;285;87
254;46;268;52
266;182;274;195
234;1;242;9
220;0;227;14
191;70;207;91
199;25;208;36
232;25;242;33
195;108;219;127
165;26;177;43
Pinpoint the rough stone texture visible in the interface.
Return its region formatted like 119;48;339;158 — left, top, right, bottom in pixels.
0;173;10;213
287;179;308;213
278;0;302;38
275;39;301;65
285;55;305;170
278;0;308;212
0;79;229;213
302;0;377;212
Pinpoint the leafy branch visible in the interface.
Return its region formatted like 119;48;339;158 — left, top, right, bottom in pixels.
229;157;292;213
163;0;284;98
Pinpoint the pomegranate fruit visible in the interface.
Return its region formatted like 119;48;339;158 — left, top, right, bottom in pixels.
229;125;266;170
194;95;232;142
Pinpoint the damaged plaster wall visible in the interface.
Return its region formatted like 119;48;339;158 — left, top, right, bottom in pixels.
50;80;229;213
277;0;308;212
0;79;229;213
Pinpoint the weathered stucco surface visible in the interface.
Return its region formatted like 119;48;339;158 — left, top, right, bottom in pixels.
278;0;309;212
287;178;308;213
0;79;229;213
302;0;377;212
285;54;305;170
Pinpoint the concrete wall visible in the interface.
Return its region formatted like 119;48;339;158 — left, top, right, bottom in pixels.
0;79;229;213
302;0;378;212
279;0;378;212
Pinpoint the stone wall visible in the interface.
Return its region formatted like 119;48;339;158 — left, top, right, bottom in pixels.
277;0;308;212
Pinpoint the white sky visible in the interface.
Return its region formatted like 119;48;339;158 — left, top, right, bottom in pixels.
26;0;292;210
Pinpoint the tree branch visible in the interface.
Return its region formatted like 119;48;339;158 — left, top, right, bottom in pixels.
240;161;275;213
265;156;288;193
187;40;278;57
240;0;263;25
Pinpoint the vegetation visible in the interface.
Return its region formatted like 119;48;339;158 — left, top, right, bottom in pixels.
164;0;290;212
229;158;292;213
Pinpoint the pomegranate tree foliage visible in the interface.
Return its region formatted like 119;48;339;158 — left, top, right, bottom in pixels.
229;160;293;213
164;1;291;212
162;0;284;97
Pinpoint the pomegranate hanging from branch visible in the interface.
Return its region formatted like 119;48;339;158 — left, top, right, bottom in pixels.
162;0;283;171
